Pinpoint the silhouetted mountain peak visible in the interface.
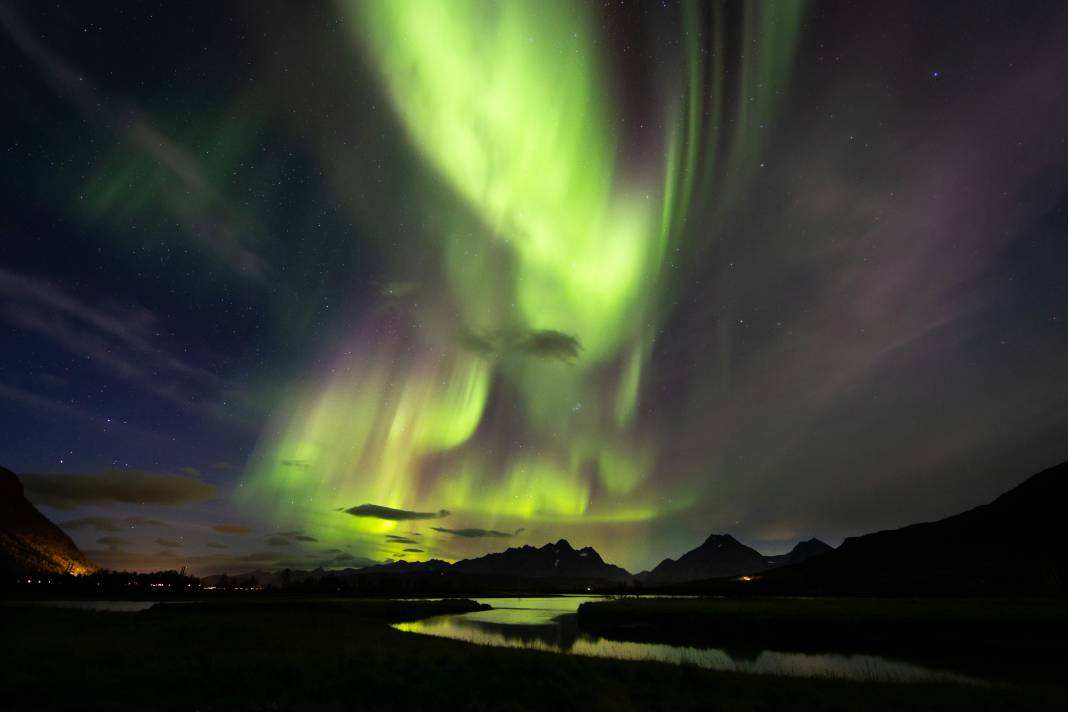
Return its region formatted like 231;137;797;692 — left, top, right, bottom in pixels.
787;538;833;563
764;462;1068;596
0;465;96;576
0;466;25;498
452;539;630;580
701;533;742;548
644;532;834;585
689;533;760;558
989;461;1065;511
647;532;769;584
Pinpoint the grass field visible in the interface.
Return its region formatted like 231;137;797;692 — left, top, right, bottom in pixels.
3;597;1066;711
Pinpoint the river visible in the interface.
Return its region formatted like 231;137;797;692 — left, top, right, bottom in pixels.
393;596;976;683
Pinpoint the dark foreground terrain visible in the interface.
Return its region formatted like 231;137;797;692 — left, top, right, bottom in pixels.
4;597;1066;711
578;596;1068;687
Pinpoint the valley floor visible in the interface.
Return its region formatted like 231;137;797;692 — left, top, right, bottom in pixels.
4;597;1065;711
578;596;1068;687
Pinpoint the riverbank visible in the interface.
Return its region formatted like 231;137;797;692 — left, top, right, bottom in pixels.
577;596;1068;683
4;597;1066;710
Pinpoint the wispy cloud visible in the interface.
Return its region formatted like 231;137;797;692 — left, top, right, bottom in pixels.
0;4;269;281
96;536;128;551
385;535;418;544
457;328;581;361
61;516;169;532
22;469;216;510
0;268;229;415
517;330;582;360
0;384;99;423
213;524;252;535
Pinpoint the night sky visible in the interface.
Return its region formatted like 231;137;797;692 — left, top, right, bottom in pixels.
2;1;1067;575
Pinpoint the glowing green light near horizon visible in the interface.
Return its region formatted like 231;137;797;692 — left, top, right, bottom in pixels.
236;0;804;566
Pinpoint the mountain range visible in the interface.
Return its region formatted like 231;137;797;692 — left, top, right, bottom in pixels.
3;462;1066;596
640;535;832;585
194;462;1068;594
453;539;633;580
280;534;827;590
748;461;1068;596
202;539;633;589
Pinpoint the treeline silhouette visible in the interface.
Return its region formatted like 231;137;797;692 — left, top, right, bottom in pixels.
1;567;200;599
212;568;636;595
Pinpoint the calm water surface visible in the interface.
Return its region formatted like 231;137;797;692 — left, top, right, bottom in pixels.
2;600;162;612
394;596;975;683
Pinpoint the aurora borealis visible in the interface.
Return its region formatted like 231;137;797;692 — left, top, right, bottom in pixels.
3;1;1068;575
239;0;803;564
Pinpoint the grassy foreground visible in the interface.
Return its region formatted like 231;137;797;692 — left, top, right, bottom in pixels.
1;597;1063;711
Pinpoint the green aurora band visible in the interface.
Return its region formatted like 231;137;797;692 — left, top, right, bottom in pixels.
236;0;804;564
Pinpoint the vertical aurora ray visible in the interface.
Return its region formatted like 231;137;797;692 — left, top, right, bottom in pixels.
236;0;804;563
354;0;657;364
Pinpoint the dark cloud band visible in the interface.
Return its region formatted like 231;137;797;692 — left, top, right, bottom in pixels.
432;526;512;539
344;504;450;521
22;470;216;510
213;524;252;535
